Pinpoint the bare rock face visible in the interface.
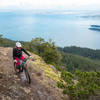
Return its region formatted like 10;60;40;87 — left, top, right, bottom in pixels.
0;47;66;100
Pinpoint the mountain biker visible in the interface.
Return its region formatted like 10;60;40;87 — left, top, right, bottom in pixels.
13;42;31;72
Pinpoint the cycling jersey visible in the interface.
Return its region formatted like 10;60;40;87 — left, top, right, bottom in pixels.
13;47;30;60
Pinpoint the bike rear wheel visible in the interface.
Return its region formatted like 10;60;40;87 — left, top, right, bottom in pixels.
14;62;18;73
14;62;16;71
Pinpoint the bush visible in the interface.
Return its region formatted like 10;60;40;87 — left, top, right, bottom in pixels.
57;81;65;89
58;70;100;100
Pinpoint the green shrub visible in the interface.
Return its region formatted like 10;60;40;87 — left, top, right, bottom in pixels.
59;70;100;100
63;89;67;94
57;81;65;89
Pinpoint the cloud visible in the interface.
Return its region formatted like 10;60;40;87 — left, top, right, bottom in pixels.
0;0;100;10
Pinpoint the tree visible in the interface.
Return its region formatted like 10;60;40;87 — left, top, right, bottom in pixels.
24;38;62;65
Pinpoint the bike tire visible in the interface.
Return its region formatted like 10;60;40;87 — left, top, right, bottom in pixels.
14;63;21;73
14;62;17;72
23;67;31;84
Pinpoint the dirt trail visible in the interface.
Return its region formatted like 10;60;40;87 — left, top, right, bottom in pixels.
0;47;65;100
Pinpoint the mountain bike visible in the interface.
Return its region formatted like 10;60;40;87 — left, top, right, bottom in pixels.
14;57;31;84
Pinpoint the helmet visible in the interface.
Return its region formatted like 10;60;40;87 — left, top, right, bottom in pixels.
16;42;22;47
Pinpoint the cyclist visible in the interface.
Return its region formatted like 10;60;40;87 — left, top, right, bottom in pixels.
13;42;31;72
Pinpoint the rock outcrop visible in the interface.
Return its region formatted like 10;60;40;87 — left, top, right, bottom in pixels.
0;47;67;100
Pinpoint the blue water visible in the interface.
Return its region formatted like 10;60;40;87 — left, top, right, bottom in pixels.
0;11;100;49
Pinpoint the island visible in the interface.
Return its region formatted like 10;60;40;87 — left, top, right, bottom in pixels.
89;25;100;31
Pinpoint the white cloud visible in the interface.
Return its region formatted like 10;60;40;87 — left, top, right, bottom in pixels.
0;0;100;10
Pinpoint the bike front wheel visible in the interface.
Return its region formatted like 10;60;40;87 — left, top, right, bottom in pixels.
23;67;31;84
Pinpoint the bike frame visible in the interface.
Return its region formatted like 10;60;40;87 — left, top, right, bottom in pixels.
14;57;31;84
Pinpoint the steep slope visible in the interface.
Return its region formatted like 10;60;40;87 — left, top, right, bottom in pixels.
0;47;68;100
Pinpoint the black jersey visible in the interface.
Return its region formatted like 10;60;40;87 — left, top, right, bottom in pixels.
13;48;30;59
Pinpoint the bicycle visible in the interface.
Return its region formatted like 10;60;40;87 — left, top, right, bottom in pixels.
14;57;31;84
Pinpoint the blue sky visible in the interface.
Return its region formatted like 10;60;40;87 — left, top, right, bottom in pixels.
0;0;100;11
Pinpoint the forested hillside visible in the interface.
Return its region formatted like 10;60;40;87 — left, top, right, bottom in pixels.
59;46;100;60
0;35;24;47
61;52;100;72
59;46;100;72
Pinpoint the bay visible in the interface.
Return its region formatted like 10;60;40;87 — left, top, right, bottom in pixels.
0;11;100;49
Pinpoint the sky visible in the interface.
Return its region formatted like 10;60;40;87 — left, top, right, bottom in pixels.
0;0;100;11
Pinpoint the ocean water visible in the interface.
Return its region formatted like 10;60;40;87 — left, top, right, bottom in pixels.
0;11;100;49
